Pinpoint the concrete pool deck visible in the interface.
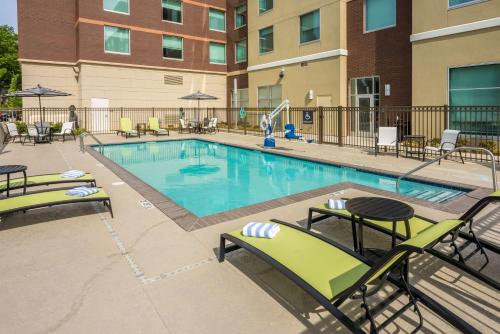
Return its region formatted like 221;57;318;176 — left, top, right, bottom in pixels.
0;132;498;333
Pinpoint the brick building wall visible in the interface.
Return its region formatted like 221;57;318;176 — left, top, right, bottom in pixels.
346;0;412;106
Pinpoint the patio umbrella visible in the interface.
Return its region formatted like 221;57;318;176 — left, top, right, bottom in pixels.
179;91;218;121
2;84;71;123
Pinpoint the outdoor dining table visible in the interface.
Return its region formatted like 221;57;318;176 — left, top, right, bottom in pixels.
346;197;414;280
0;165;28;197
346;197;414;256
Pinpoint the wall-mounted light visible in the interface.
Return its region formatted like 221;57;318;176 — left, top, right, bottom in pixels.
307;89;314;100
279;67;285;79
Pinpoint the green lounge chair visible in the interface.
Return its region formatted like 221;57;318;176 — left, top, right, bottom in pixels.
0;188;113;218
148;117;169;136
307;193;500;289
220;219;478;334
0;173;96;194
117;118;140;138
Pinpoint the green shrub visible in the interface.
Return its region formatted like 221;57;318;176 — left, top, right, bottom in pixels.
52;122;62;133
74;128;87;136
478;140;496;153
429;137;441;147
15;121;27;134
457;138;469;147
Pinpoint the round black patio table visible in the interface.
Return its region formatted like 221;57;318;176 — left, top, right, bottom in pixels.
0;165;28;197
346;197;414;256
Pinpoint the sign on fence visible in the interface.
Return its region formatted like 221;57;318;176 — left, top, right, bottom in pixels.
303;110;313;124
239;107;246;119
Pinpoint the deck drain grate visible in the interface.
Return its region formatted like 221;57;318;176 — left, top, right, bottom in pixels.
139;200;154;209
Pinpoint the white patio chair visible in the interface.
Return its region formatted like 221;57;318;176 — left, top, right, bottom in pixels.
423;129;464;164
22;124;49;146
375;127;399;158
5;122;20;143
202;118;218;134
52;121;75;142
179;119;191;134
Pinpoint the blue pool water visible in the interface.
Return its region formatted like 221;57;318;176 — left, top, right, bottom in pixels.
96;140;467;217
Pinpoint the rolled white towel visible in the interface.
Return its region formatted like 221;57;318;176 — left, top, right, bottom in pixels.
242;222;280;239
328;198;346;210
61;170;85;178
65;187;99;197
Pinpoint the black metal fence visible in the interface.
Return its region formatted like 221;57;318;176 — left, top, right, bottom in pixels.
2;105;499;161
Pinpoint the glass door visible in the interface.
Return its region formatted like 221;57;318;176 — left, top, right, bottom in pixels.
355;95;374;135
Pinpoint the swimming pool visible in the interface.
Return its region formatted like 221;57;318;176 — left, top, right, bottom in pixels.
96;140;467;217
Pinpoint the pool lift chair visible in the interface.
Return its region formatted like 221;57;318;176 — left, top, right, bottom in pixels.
260;99;291;149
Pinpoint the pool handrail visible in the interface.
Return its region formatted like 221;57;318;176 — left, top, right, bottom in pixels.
396;147;497;192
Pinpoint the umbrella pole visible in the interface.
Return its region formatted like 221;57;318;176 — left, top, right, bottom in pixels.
197;99;200;122
38;95;43;123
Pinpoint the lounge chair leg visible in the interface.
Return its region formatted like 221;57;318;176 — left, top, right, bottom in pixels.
459;150;465;164
105;200;114;218
360;286;377;334
450;228;466;263
306;209;313;230
468;219;490;265
400;266;424;332
351;215;358;252
218;236;226;262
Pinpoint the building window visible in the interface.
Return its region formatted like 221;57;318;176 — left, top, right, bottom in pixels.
235;4;247;29
235;40;247;63
163;35;183;60
300;10;320;44
104;0;129;14
258;85;282;108
449;0;485;8
209;42;226;64
162;0;182;23
449;64;500;134
232;88;249;108
259;26;273;54
259;0;273;14
209;8;226;32
365;0;396;32
104;26;130;54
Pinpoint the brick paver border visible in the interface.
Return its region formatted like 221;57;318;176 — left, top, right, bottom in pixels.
86;138;490;231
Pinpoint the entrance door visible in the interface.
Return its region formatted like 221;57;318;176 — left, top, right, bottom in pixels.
90;98;110;134
355;95;374;135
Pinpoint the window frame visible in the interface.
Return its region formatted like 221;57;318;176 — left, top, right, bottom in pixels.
235;39;247;64
209;42;227;65
258;0;273;15
162;0;183;25
104;25;131;55
162;35;184;61
448;0;489;10
208;8;227;33
258;25;274;55
299;9;321;45
234;3;247;30
363;0;397;33
257;84;282;109
103;0;130;15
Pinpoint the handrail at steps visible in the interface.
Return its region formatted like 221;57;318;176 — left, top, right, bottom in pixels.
396;147;497;192
79;132;104;153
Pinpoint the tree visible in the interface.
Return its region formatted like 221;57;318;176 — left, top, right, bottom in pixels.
0;25;21;106
5;73;21;107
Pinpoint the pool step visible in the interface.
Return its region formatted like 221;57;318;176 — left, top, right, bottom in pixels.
403;189;463;203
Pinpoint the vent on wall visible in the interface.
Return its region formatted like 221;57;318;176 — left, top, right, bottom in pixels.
164;75;183;85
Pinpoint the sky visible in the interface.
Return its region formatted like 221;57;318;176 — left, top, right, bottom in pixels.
0;0;18;32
